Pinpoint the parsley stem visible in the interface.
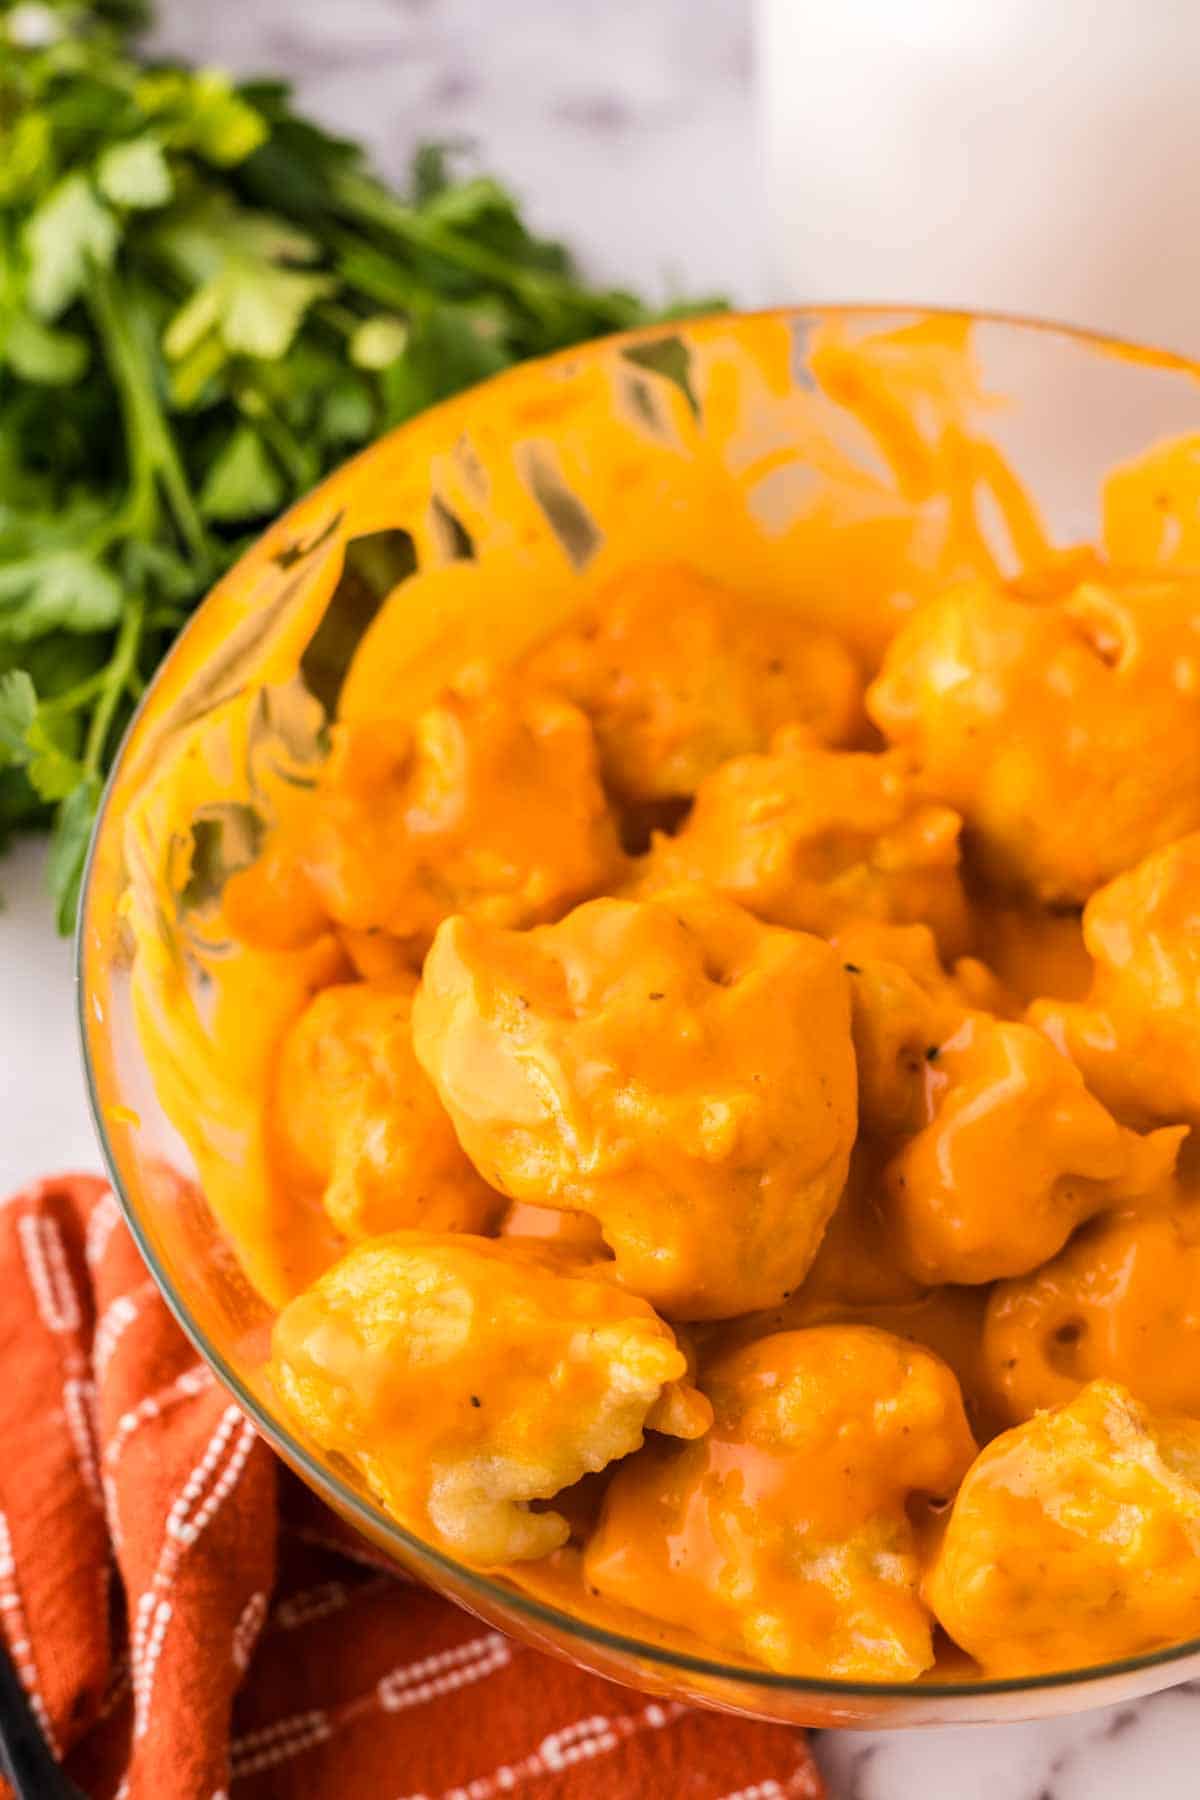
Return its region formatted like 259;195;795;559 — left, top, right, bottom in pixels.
330;169;643;331
236;385;313;490
86;266;212;570
37;669;108;716
83;592;143;777
315;299;361;338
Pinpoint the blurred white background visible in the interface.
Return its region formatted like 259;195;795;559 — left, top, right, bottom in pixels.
151;0;770;307
763;0;1200;351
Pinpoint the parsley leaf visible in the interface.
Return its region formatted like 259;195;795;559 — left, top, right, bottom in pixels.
0;551;124;640
1;307;91;384
24;173;119;319
199;423;285;522
48;775;101;934
158;198;331;360
0;671;37;759
96;134;173;208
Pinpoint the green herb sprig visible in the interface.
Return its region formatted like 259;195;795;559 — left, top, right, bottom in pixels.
0;0;719;928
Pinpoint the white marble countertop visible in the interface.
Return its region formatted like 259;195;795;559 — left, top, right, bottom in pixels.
6;1;1199;1792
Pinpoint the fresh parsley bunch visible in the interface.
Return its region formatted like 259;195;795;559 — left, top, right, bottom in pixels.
0;0;716;928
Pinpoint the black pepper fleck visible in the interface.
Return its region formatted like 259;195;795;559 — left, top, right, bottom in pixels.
843;962;862;974
470;1395;482;1408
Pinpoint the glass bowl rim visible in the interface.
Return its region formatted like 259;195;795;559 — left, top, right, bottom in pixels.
77;299;1200;1706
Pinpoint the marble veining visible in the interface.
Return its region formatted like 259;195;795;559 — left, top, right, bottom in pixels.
150;0;770;307
818;1678;1200;1798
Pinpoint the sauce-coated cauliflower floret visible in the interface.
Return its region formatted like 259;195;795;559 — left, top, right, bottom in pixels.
882;1013;1182;1284
833;920;1008;1141
832;917;1007;1012
271;977;502;1241
868;576;1200;903
985;1203;1200;1424
522;563;864;804
584;1326;977;1679
844;961;953;1142
271;1233;710;1566
299;664;623;955
926;1381;1200;1675
412;885;857;1319
1032;833;1200;1130
633;733;969;958
702;1159;997;1435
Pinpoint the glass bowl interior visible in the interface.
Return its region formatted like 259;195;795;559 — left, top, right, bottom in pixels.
79;304;1200;1727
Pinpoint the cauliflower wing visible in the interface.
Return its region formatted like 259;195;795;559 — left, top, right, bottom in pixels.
1032;832;1200;1130
832;919;1007;1141
882;1012;1182;1284
632;732;969;958
299;663;623;954
271;977;502;1241
584;1326;976;1679
868;575;1200;903
985;1202;1200;1424
523;563;864;804
271;1232;710;1566
412;885;857;1319
926;1381;1200;1674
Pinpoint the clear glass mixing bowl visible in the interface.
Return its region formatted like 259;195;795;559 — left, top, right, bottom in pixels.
78;305;1200;1727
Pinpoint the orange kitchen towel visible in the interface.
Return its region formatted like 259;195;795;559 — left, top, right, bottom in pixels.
0;1176;826;1800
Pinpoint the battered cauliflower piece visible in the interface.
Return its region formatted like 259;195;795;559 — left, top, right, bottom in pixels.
985;1203;1200;1424
1032;833;1200;1130
271;977;502;1241
522;563;864;804
633;732;970;958
271;1232;710;1566
831;917;1007;1013
299;664;623;954
926;1381;1200;1675
848;963;951;1144
584;1327;977;1679
882;1012;1183;1284
868;575;1200;904
708;1274;995;1441
412;885;857;1319
833;920;1006;1140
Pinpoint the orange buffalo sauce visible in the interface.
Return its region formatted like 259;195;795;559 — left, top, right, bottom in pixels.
584;1326;977;1681
984;1191;1200;1425
132;338;1200;1683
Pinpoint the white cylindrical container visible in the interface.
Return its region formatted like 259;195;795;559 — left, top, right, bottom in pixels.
759;0;1200;353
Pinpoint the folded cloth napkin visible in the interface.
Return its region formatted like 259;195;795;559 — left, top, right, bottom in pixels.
0;1177;826;1800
